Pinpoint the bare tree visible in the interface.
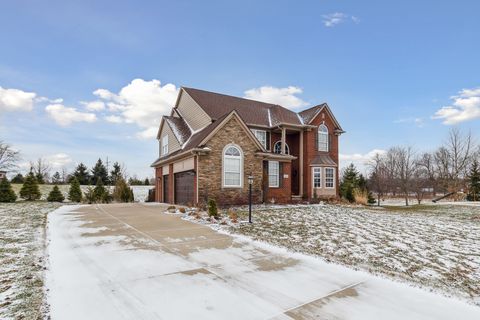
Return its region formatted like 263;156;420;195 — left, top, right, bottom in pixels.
0;141;20;171
445;128;473;193
368;152;388;206
30;158;51;183
395;146;416;206
416;152;437;196
412;155;430;204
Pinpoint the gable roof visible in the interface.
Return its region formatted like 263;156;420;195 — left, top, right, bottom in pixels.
182;87;303;127
151;110;265;167
163;116;191;145
299;103;344;132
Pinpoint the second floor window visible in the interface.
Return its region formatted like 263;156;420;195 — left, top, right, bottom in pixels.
161;135;169;155
273;141;290;155
252;129;267;149
318;124;329;152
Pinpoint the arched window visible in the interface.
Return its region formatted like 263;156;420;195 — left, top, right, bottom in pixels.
273;141;290;155
223;145;243;187
318;124;329;152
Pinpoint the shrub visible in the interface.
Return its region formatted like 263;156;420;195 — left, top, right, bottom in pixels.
68;177;83;202
228;209;238;223
10;173;24;184
207;198;218;218
20;172;41;201
179;207;186;213
93;177;107;201
84;187;96;204
113;178;134;203
0;178;17;202
47;185;65;202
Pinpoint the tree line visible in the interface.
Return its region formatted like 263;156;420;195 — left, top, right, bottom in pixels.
341;128;480;205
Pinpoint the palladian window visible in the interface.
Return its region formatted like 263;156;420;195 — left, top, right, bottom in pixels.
223;145;243;187
273;141;290;155
318;124;329;152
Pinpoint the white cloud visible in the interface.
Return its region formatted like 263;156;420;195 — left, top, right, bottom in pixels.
340;149;387;170
81;100;105;111
394;117;425;128
432;87;480;125
45;153;73;168
105;115;123;123
244;86;308;110
322;12;359;27
93;79;179;139
45;104;97;126
0;86;36;112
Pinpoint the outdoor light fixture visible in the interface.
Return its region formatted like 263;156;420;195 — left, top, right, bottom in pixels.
248;175;253;223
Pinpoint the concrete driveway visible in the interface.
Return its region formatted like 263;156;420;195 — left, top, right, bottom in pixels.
46;203;480;319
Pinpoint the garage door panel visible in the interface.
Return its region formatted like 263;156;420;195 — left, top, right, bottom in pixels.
174;171;195;205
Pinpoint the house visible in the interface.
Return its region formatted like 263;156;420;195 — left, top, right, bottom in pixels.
0;171;6;180
151;87;344;206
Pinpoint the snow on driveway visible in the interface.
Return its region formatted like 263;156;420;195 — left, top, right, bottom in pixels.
46;204;480;319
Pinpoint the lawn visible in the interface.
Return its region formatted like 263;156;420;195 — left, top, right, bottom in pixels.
0;202;62;319
228;204;480;305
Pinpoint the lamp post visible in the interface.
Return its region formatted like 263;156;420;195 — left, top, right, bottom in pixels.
248;175;253;223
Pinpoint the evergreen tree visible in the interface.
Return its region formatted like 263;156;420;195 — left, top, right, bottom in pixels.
110;162;122;185
340;163;359;202
144;178;150;186
72;163;91;185
47;185;65;202
113;178;134;202
10;173;24;184
35;172;45;184
68;177;83;202
0;177;17;202
93;177;107;202
467;159;480;201
91;159;109;185
52;171;62;184
20;172;41;201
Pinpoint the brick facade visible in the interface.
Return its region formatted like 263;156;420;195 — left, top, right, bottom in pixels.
303;110;340;200
265;161;292;203
197;117;264;206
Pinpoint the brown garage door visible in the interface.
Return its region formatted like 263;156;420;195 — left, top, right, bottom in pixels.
174;170;195;205
163;175;170;203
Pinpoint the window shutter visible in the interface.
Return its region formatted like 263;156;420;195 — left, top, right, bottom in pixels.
279;163;283;187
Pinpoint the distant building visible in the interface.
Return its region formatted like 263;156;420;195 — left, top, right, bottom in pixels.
0;171;6;180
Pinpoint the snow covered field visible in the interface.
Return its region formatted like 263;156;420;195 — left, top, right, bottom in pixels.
0;202;61;319
224;204;480;305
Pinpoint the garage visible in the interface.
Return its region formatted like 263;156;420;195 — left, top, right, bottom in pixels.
174;170;195;205
163;175;170;203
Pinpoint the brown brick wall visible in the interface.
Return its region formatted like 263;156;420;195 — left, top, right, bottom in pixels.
155;167;162;202
197;117;264;207
265;162;292;203
303;110;340;200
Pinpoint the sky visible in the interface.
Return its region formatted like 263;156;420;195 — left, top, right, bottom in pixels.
1;0;479;178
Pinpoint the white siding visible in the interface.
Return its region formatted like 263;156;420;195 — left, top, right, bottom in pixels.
177;90;211;131
162;165;169;175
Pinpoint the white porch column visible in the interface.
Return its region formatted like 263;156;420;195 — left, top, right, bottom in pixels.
281;127;286;154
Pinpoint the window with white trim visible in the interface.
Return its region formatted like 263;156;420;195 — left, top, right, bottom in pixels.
268;161;279;187
223;145;242;187
313;167;322;188
273;141;290;155
252;129;267;149
325;167;335;188
161;135;169;156
318;124;329;152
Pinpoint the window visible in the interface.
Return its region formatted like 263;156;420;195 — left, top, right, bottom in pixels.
313;167;322;188
223;145;242;187
318;124;329;152
161;135;169;155
268;161;279;187
273;141;290;155
325;168;335;188
252;129;267;149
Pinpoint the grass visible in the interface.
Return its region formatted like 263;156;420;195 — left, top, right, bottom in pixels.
227;204;480;305
0;202;62;319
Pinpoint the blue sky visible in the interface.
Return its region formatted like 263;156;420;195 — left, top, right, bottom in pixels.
1;0;479;177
